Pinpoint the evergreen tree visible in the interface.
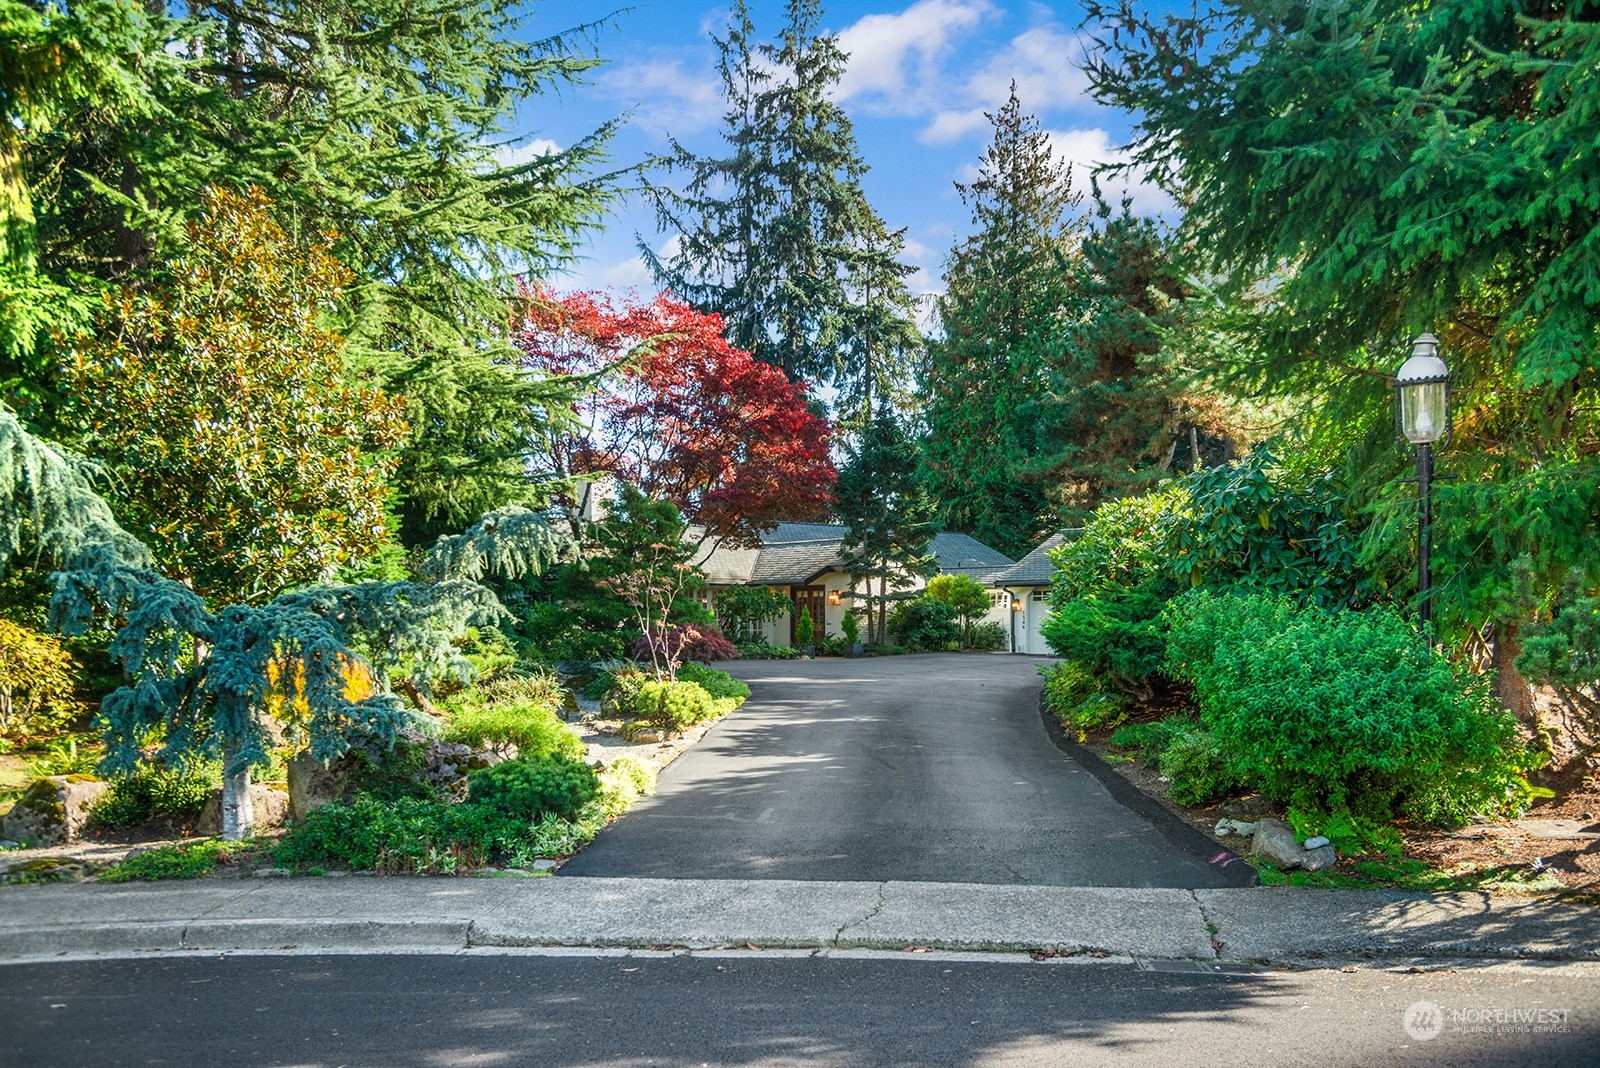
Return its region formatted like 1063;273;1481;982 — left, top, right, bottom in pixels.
921;87;1081;557
1085;0;1600;723
645;0;918;420
836;411;938;644
1019;192;1237;522
6;0;619;540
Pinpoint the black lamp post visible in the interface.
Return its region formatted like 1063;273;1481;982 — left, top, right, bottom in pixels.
1395;332;1450;631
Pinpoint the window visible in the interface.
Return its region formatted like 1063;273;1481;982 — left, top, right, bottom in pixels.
988;591;1009;609
1031;589;1048;602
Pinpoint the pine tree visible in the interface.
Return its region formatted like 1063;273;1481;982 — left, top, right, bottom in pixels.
8;0;618;539
645;0;918;418
836;411;939;645
921;88;1081;558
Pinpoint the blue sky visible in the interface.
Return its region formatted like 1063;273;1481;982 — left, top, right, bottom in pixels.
517;1;1168;305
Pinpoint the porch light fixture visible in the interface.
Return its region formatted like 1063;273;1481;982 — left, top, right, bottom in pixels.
1011;598;1024;612
827;590;841;606
1394;332;1450;632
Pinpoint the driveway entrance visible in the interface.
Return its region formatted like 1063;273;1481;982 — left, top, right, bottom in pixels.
559;654;1244;887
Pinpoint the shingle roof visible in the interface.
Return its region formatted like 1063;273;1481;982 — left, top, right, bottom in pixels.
931;532;1014;574
993;530;1077;587
693;523;1012;587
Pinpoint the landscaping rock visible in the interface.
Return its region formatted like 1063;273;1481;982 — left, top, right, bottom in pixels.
197;784;289;836
0;776;109;846
1218;796;1275;820
287;751;355;821
1302;844;1339;872
1214;818;1258;838
1250;817;1306;870
1303;835;1332;850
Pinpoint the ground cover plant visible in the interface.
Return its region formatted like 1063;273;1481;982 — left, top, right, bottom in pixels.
274;756;654;875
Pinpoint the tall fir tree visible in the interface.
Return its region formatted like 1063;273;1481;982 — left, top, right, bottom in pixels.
5;0;619;542
921;88;1081;558
644;0;918;424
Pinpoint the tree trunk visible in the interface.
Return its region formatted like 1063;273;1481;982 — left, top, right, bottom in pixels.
877;572;888;647
1492;624;1538;727
394;676;443;718
220;741;253;841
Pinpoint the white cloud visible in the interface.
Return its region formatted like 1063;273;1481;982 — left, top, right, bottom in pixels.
923;25;1093;143
837;0;993;107
600;56;723;140
1043;127;1171;215
494;138;561;168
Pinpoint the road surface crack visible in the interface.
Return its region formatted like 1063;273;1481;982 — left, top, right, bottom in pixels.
831;882;888;945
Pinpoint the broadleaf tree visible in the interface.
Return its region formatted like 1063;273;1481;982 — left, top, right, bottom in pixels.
63;187;409;603
515;287;836;547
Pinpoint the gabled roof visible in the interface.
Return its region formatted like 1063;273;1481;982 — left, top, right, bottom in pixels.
993;530;1078;587
692;522;1012;587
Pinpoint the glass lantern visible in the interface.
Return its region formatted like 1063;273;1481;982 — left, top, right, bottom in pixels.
1395;333;1450;445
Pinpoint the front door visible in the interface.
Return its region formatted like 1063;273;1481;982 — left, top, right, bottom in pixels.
790;585;826;646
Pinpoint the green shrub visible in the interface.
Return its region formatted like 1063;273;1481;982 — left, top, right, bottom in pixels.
632;679;715;730
345;736;435;802
840;611;859;644
887;596;960;652
1040;660;1128;737
1160;727;1247;806
676;663;751;703
468;756;599;821
276;794;499;874
101;839;238;882
1107;718;1195;768
91;763;222;829
969;621;1008;651
601;667;649;716
1285;807;1405;857
1041;577;1177;699
795;605;815;647
1165;591;1536;824
443;697;584;761
478;670;568;710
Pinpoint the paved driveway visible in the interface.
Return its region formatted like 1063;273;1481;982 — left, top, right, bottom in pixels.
559;654;1241;887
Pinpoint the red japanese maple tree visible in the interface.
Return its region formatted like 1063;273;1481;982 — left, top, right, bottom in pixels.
515;286;836;545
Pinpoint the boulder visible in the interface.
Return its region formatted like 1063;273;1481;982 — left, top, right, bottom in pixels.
1303;835;1332;850
287;750;357;822
1302;844;1339;872
197;784;289;836
1251;817;1307;870
0;776;110;846
1218;795;1275;821
1214;818;1258;838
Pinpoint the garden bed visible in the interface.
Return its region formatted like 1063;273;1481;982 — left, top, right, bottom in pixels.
1079;732;1600;893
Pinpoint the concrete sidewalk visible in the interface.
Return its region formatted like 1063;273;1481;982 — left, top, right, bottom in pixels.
2;876;1596;964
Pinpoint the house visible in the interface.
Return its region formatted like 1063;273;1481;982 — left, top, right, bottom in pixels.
986;531;1076;655
693;523;1014;647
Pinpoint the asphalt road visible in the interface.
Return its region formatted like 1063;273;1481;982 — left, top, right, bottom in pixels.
560;654;1239;887
4;953;1595;1067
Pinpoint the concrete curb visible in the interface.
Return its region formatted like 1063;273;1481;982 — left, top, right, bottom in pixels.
1036;692;1258;888
4;876;1597;965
